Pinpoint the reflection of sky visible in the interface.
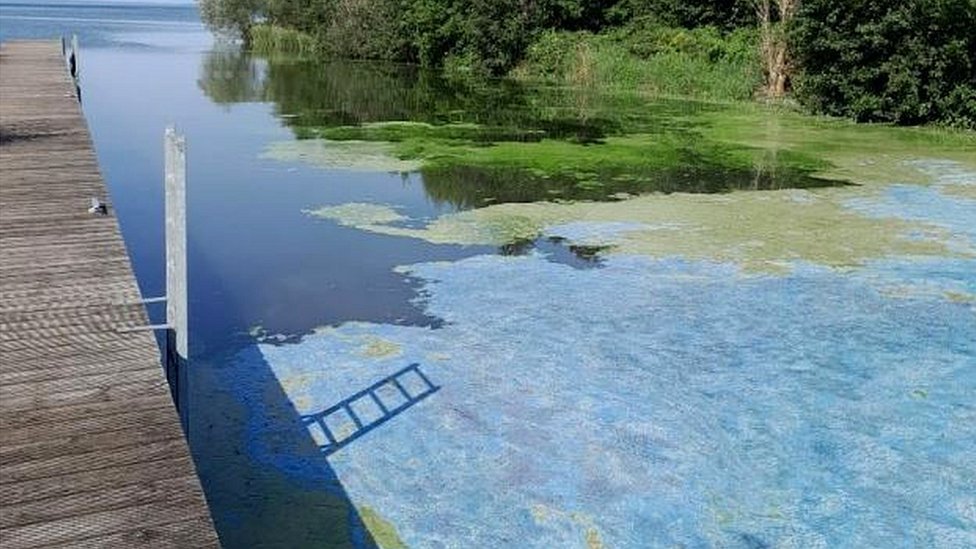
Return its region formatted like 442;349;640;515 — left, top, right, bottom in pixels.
79;46;481;356
0;1;206;49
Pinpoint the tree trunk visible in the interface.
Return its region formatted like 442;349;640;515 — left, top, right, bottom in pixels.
755;0;798;99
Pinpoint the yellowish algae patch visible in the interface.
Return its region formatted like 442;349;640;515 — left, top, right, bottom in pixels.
311;188;961;272
941;184;976;200
531;503;605;548
298;107;973;272
278;371;321;394
305;203;407;226
699;108;976;186
304;324;404;359
358;335;402;358
945;290;976;304
358;506;408;549
262;139;422;172
585;528;605;549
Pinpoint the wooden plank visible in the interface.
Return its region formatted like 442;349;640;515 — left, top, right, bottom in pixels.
0;455;197;507
0;40;218;547
0;438;192;485
38;516;217;548
0;476;203;529
1;491;212;547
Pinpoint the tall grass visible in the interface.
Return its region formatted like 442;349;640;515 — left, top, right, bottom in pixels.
512;25;763;102
250;24;319;56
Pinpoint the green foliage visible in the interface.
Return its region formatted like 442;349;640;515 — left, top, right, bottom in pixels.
792;0;976;128
207;0;760;77
198;0;265;41
607;0;754;30
250;24;318;55
396;0;538;75
514;25;761;101
197;0;976;127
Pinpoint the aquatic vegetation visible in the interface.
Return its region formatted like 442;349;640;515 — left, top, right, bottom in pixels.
254;251;976;547
286;122;849;204
294;101;975;272
358;506;407;549
359;336;402;359
698;108;976;184
196;47;976;548
304;121;546;143
262;140;421;172
304;203;407;227
530;503;606;549
308;186;963;272
942;184;976;200
407;133;839;194
255;68;974;208
190;350;376;548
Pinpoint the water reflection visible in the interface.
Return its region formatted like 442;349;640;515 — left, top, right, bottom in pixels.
198;50;850;209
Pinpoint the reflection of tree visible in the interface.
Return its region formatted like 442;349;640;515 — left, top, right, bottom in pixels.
197;48;267;104
197;49;847;208
197;49;617;136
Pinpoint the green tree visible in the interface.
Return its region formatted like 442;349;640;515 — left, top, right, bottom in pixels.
607;0;754;30
791;0;976;127
198;0;266;43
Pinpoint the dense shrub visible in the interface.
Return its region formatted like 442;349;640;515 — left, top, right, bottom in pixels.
201;0;759;75
514;25;761;101
607;0;754;31
250;24;318;54
792;0;976;127
200;0;976;125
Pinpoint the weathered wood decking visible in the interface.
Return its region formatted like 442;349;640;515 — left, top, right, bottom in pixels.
0;41;218;547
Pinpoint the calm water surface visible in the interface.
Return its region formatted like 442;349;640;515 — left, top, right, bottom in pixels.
2;3;974;548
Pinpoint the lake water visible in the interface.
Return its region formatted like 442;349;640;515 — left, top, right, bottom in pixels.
2;2;974;548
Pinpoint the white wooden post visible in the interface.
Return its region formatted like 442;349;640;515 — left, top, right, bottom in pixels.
165;127;188;363
164;127;188;429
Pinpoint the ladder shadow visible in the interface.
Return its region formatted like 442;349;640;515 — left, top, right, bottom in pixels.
301;363;439;456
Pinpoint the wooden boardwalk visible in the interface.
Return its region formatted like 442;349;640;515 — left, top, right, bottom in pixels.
0;41;218;547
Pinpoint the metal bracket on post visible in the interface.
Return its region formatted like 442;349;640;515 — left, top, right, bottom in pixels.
165;126;188;431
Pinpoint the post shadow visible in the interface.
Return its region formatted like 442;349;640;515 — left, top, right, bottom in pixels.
183;241;381;548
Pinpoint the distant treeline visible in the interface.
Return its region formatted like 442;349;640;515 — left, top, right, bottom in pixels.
198;0;976;127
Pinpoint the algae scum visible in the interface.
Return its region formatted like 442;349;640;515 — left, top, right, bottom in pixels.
204;55;976;547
